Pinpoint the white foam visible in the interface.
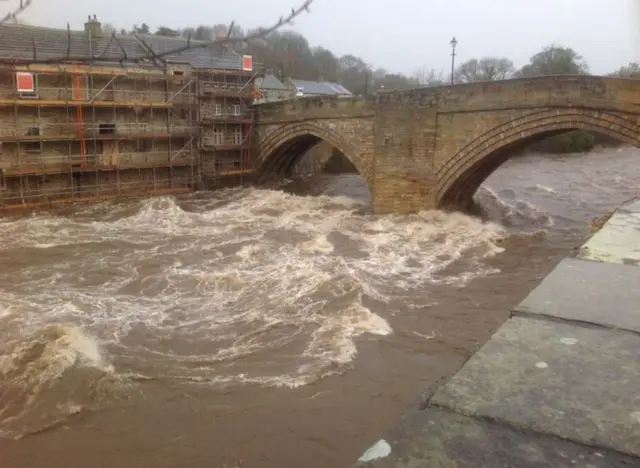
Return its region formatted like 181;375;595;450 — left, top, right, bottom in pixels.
0;189;505;388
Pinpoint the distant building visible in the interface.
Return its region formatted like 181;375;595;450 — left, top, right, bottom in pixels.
253;74;289;103
286;79;352;98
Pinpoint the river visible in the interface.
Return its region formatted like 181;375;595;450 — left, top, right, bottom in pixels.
1;147;639;467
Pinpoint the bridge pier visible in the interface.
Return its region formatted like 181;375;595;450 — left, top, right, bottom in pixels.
370;102;438;214
370;172;436;214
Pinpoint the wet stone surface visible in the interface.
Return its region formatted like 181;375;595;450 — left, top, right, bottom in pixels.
513;257;640;333
430;316;640;458
579;209;640;266
354;407;640;468
619;199;640;215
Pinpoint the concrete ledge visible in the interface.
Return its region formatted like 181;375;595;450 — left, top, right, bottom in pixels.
513;257;640;333
579;209;640;265
354;199;640;467
619;199;640;215
355;407;639;468
429;316;640;457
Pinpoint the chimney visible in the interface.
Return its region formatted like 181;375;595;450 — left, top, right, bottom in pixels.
215;26;227;40
84;14;103;38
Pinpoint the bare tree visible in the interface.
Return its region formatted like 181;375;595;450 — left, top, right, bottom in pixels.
609;62;640;78
1;0;33;24
412;67;446;86
0;0;314;66
102;22;116;36
455;57;515;83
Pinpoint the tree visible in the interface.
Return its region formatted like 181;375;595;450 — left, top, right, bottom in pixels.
102;22;116;36
610;62;640;78
374;73;416;90
132;23;151;35
515;44;588;77
337;54;371;94
412;67;446;86
310;47;339;81
193;25;214;40
155;26;181;37
455;57;515;83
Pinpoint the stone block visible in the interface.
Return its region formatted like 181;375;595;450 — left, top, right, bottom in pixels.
513;257;640;333
430;316;640;458
354;407;639;468
579;210;640;266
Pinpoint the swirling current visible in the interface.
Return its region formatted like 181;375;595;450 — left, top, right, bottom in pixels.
1;148;639;467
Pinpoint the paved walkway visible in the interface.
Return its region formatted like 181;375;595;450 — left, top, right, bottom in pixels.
354;200;640;467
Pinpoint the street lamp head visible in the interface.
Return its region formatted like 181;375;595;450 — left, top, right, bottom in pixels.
450;36;458;50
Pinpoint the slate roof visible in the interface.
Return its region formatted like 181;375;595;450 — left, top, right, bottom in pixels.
289;79;352;95
0;23;246;70
255;74;287;90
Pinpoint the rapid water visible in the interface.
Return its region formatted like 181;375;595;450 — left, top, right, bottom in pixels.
1;147;639;467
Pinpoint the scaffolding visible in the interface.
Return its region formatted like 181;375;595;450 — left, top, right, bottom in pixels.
197;69;257;187
0;64;198;209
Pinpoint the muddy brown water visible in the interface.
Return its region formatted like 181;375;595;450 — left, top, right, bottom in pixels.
1;148;639;468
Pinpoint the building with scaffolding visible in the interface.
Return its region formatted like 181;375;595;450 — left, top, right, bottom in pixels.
0;17;258;210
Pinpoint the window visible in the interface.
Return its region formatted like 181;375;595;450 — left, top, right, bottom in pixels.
242;55;253;72
136;139;149;152
24;126;41;153
232;104;241;116
215;104;222;116
26;126;40;136
17;72;37;98
262;91;269;100
213;127;224;145
99;123;116;134
25;141;41;153
0;169;5;191
232;127;242;145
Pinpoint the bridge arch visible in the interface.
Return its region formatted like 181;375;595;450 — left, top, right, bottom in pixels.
436;108;640;208
256;122;369;184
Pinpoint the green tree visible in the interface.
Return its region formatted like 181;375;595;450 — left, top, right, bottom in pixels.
155;26;181;37
132;23;151;35
515;44;589;77
455;57;515;82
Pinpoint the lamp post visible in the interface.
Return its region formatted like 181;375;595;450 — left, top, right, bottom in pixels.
450;36;458;85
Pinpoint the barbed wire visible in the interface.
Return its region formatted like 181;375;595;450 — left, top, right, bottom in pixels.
0;0;313;66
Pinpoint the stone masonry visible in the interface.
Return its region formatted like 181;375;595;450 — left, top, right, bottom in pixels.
254;75;640;214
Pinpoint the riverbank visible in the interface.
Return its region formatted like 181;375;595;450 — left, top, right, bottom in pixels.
355;198;640;467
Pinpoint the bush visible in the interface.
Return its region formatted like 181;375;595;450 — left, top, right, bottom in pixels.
532;130;596;153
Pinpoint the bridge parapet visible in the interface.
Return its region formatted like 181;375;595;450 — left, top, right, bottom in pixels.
373;75;640;114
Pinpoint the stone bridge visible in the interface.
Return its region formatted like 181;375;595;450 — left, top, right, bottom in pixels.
254;75;640;214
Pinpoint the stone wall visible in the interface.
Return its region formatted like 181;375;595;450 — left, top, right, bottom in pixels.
256;76;640;214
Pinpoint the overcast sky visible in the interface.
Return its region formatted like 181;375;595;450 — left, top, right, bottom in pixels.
16;0;640;75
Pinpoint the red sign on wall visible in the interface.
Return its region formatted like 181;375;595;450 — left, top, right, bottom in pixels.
16;72;35;92
242;55;253;71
